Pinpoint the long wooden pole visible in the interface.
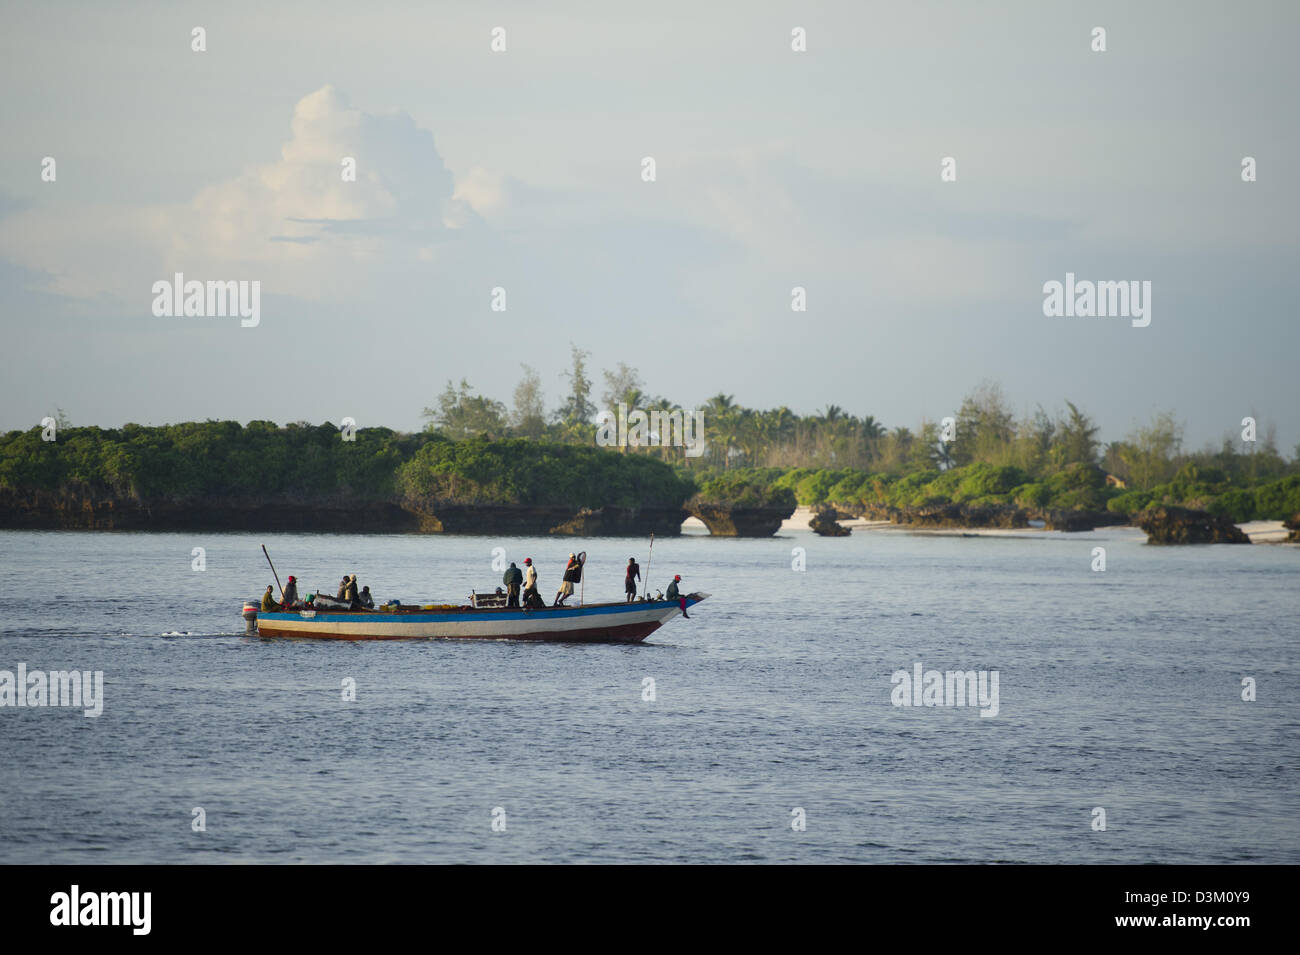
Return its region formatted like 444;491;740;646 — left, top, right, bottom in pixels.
262;545;284;601
643;534;654;600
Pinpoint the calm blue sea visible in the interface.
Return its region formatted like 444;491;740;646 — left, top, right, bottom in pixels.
0;526;1296;864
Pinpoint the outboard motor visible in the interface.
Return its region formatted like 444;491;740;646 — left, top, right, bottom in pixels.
241;600;259;634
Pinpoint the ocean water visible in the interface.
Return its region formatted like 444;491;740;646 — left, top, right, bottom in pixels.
0;526;1296;864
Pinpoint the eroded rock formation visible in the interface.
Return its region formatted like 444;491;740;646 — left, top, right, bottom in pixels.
1283;513;1300;543
1133;506;1250;544
809;506;851;536
685;501;795;537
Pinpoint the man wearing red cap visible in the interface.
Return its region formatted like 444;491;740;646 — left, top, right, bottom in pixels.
282;575;299;608
665;574;689;618
521;558;542;608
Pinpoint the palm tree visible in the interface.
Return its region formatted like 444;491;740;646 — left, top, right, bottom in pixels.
770;406;796;445
642;395;682;461
704;393;736;418
702;394;740;468
855;414;887;468
615;386;647;454
737;408;768;464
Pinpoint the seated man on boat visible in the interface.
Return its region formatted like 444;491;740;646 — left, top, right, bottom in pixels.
358;585;375;609
666;575;689;619
282;575;299;608
554;553;582;606
503;561;523;607
260;585;280;612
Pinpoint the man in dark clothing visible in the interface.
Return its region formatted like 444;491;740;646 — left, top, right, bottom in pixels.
555;553;581;606
503;562;523;608
260;585;280;612
624;558;640;602
282;575;299;608
358;586;375;609
666;574;689;618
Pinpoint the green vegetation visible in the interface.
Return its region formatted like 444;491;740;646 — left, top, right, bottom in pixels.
0;420;421;501
692;459;1299;522
0;421;696;512
1110;472;1300;522
4;370;1296;525
692;472;797;511
397;436;694;508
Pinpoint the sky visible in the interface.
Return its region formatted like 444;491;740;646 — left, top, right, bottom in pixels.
1;0;1296;452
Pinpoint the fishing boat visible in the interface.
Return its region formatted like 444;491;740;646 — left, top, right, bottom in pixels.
241;593;708;642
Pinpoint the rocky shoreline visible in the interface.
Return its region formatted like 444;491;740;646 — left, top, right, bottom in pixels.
844;501;1128;532
0;489;427;533
0;490;773;538
783;504;1291;545
2;488;1291;543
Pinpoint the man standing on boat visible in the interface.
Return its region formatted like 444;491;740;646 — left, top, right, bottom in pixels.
522;558;542;608
336;576;350;600
503;561;523;607
555;553;582;606
282;575;299;608
624;558;640;602
666;575;689;618
344;575;360;607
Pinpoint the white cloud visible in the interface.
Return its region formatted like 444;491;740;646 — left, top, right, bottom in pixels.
0;85;470;308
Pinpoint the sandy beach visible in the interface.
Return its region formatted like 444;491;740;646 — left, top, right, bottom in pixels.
1237;520;1291;543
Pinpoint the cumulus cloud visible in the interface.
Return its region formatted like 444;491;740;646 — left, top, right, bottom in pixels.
170;84;477;283
0;85;479;308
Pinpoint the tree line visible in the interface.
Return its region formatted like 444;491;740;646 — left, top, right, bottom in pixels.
3;362;1293;521
424;351;1297;493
